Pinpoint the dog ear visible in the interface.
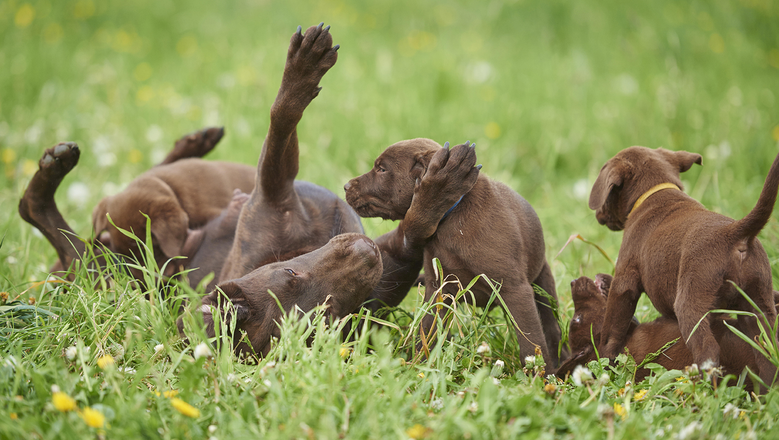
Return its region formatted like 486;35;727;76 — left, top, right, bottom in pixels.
148;204;190;258
410;149;437;181
589;163;623;210
660;149;702;173
91;197;111;235
217;281;252;323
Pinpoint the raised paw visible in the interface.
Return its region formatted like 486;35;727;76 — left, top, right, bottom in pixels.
38;142;81;183
416;141;480;203
19;142;80;226
169;126;225;161
278;23;338;107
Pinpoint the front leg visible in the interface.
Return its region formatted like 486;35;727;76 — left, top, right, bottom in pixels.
363;142;480;312
258;23;338;204
598;271;642;360
158;126;225;165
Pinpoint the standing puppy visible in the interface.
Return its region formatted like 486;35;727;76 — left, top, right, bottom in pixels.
590;146;779;389
345;139;564;366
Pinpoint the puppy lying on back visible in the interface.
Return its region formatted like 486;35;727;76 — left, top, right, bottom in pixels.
589;146;779;389
183;233;382;357
558;274;759;390
345;139;565;366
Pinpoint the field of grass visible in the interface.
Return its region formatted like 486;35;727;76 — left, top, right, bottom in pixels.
2;0;779;438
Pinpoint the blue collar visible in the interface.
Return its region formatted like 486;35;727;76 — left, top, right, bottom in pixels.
439;195;464;223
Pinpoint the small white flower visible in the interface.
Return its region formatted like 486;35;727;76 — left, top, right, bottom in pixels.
468;401;478;413
429;398;444;411
65;346;78;361
676;422;702;440
494;359;505;368
154;344;164;354
51;384;61;394
208;425;217;434
263;379;271;387
492;377;501;386
119;366;136;374
226;373;237;382
193;342;212;360
524;355;536;367
701;360;715;372
476;342;491;355
598;373;610;385
723;403;740;420
571;365;593;387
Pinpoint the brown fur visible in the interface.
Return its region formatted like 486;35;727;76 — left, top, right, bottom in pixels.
589;146;779;389
186;233;382;357
558;275;759;390
345;139;565;366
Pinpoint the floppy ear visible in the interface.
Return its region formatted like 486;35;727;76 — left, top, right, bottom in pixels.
588;163;623;210
216;281;252;323
410;149;437;181
201;282;252;338
149;204;190;258
659;148;702;173
91;197;111;235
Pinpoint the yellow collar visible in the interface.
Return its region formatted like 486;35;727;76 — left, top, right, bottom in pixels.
628;183;681;217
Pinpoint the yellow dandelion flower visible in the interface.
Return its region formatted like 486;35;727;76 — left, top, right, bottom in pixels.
1;148;17;165
543;383;557;395
339;346;350;359
128;149;143;164
80;407;105;428
406;424;430;439
613;403;627;420
418;372;425;378
153;390;179;398
10;413;18;420
22;159;37;177
485;122;501;139
15;4;36;28
617;387;626;397
97;354;114;369
633;389;648;401
52;391;78;412
171;398;200;418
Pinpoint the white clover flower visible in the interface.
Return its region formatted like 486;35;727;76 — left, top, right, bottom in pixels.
524;355;536;367
226;373;237;383
676;422;702;440
119;366;136;375
193;342;212;360
51;384;61;394
598;373;610;385
476;342;491;355
701;359;715;372
723;403;740;420
263;379;272;387
154;344;164;354
468;401;478;413
492;377;501;386
571;365;593;387
65;346;78;361
495;359;505;368
429;398;444;411
208;425;217;434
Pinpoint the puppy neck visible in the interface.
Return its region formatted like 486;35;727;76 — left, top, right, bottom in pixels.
628;182;681;217
439;194;465;223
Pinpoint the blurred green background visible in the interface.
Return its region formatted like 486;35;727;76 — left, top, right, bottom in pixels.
2;0;779;315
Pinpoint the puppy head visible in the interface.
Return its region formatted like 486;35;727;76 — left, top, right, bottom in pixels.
568;275;611;352
344;138;441;220
588;146;702;230
92;180;190;273
194;233;383;357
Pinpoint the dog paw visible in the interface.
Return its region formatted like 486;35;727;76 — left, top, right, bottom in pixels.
280;23;338;103
172;126;225;160
417;141;480;206
39;142;81;180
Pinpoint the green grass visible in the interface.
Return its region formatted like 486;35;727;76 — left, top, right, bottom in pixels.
2;0;779;438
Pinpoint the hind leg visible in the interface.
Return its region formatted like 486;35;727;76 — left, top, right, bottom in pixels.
533;261;566;366
18;143;98;272
158;126;225;165
503;281;552;365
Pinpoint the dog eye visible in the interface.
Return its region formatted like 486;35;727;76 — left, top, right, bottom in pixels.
284;268;297;276
375;164;386;173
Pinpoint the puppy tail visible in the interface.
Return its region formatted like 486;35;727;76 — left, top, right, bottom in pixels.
730;151;779;239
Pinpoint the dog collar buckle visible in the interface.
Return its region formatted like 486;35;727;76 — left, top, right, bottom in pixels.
628;182;680;217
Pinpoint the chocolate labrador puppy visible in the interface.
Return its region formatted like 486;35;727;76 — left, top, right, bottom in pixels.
18;127;242;279
344;138;565;366
189;232;382;356
590;146;779;388
558;275;759;390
